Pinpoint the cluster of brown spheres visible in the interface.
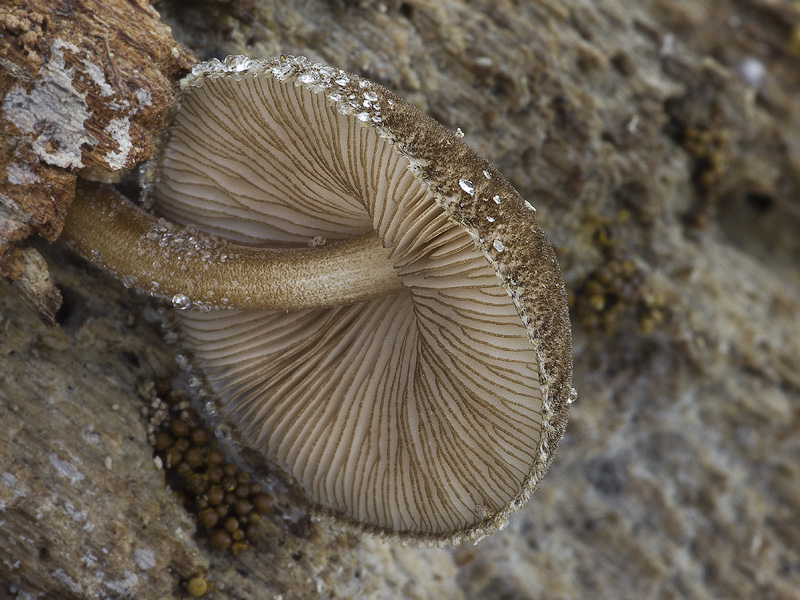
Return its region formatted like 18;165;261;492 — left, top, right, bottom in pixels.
573;225;663;332
152;394;274;555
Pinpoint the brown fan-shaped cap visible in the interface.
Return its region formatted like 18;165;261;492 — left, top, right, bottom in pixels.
148;55;573;543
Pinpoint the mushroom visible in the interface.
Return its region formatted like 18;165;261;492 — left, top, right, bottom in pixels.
61;55;574;543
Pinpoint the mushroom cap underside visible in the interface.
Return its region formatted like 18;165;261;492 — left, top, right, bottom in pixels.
149;55;573;542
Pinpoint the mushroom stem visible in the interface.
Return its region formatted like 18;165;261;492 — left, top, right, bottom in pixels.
61;181;403;310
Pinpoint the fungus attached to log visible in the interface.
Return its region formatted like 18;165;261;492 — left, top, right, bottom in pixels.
61;55;574;544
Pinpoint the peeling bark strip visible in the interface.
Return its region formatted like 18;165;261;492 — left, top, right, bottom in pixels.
0;0;194;255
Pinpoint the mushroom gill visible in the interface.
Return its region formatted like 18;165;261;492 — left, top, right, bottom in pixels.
65;55;573;543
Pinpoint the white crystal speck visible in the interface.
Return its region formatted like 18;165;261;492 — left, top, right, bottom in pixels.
225;55;252;72
493;239;505;252
172;293;191;310
298;71;320;84
459;179;475;195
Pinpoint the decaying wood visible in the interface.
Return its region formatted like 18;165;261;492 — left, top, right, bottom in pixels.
0;0;194;302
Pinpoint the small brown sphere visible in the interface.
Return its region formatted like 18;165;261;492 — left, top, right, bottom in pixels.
231;541;249;556
174;437;191;453
187;474;208;496
206;486;224;506
232;529;244;541
215;504;229;519
224;516;239;533
235;483;250;498
153;431;173;452
190;427;209;446
223;463;238;477
253;493;274;515
199;508;219;529
183;447;205;468
165;447;183;469
175;461;193;479
170;418;190;438
210;528;231;551
221;475;237;493
186;575;208;597
245;523;260;541
207;447;225;465
207;465;224;484
235;499;253;516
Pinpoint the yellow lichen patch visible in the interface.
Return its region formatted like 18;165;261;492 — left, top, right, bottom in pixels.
678;124;731;228
573;220;666;333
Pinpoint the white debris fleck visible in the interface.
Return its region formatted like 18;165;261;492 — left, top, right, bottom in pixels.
740;57;765;87
103;572;139;595
483;169;491;179
83;61;114;96
524;200;537;212
136;88;152;108
660;33;675;56
493;239;505;252
82;550;98;568
52;568;83;594
2;39;97;168
486;216;495;223
62;501;89;524
48;453;85;484
1;473;18;488
133;548;156;571
356;112;371;122
459;179;475;195
103;118;133;169
492;195;501;204
5;162;38;185
364;90;378;102
454;127;465;138
81;424;100;445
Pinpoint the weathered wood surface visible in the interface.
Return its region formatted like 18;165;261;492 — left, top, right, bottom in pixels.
2;0;800;598
0;0;193;322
